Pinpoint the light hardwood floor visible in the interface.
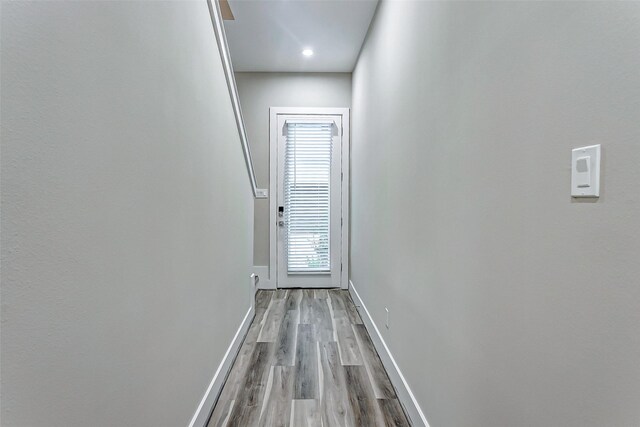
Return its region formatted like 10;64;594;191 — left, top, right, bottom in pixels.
207;289;411;426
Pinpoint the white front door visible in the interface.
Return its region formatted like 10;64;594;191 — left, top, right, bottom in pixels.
275;113;344;288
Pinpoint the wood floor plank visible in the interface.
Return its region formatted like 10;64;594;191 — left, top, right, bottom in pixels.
291;399;322;427
294;324;318;399
328;289;347;313
225;402;260;426
274;289;288;300
213;341;253;407
274;309;298;366
284;289;302;311
258;299;286;342
248;302;270;343
329;290;363;325
353;324;397;399
314;289;328;299
225;344;271;426
256;290;273;309
299;290;316;324
300;290;333;342
334;314;363;365
319;341;355;427
378;398;411;427
233;342;273;407
343;365;384;427
342;292;363;325
258;366;294;427
312;298;334;342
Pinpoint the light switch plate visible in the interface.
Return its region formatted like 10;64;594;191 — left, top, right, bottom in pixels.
256;188;269;199
571;144;600;198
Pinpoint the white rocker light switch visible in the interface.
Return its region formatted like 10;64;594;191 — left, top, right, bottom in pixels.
571;145;600;198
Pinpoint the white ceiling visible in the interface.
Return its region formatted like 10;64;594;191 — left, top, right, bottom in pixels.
224;0;379;72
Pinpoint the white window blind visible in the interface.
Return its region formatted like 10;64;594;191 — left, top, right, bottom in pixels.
284;122;333;272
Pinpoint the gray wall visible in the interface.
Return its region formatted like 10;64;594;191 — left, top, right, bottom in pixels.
1;2;253;426
351;2;640;426
235;72;351;268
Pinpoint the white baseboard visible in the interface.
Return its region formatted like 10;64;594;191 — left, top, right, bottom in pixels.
349;280;430;427
254;266;275;289
188;306;254;427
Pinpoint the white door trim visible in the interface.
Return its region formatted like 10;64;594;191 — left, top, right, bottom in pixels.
269;107;350;290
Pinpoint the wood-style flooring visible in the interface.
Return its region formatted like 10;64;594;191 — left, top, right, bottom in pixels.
207;289;411;426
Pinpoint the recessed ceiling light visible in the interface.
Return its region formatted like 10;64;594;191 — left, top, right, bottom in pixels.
302;49;314;57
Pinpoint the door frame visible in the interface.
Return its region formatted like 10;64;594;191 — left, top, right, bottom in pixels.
269;107;350;290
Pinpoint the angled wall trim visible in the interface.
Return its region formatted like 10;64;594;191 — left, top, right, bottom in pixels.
254;266;275;289
188;305;254;427
349;281;430;427
207;0;258;197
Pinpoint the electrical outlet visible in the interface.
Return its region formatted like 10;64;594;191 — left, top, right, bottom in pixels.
385;307;389;329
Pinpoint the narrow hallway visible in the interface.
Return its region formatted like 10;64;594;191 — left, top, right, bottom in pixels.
208;290;410;426
3;1;640;426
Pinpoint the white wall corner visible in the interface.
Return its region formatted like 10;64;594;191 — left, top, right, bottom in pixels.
348;280;430;427
253;266;275;289
188;306;254;427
